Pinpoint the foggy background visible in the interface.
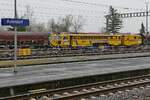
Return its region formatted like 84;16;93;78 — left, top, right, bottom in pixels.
0;0;149;33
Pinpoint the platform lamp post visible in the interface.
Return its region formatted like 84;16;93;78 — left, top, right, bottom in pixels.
14;0;18;73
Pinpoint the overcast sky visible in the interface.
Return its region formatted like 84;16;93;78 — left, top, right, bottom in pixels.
0;0;149;33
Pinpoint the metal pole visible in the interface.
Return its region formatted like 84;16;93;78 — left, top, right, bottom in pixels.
14;0;17;18
146;2;149;34
14;27;17;73
14;0;17;73
105;15;109;33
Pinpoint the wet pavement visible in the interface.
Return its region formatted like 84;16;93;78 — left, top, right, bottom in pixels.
0;56;150;88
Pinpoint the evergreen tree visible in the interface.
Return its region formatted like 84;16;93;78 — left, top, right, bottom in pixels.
140;22;145;34
106;6;122;34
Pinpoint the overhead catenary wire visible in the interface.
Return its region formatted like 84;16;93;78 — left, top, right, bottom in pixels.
0;0;146;20
0;1;147;23
60;0;145;11
0;1;107;22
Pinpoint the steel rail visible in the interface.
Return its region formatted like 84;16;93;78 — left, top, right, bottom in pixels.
1;74;150;100
54;80;150;100
0;48;149;60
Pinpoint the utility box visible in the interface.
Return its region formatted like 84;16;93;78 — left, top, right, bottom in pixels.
18;48;31;56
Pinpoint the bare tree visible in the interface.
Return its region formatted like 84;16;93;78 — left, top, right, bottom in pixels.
47;18;59;32
7;5;34;32
72;15;85;33
47;15;85;33
23;5;35;31
47;15;73;32
32;23;46;32
61;15;73;32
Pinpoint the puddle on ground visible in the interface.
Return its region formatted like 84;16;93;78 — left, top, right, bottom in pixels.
0;73;15;77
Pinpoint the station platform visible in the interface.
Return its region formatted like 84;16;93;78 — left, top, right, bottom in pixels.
1;52;150;67
0;55;150;88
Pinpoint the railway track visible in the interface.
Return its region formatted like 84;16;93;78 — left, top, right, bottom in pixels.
1;74;150;100
0;47;149;60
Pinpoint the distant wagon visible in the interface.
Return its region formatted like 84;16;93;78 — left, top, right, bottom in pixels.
0;31;49;49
